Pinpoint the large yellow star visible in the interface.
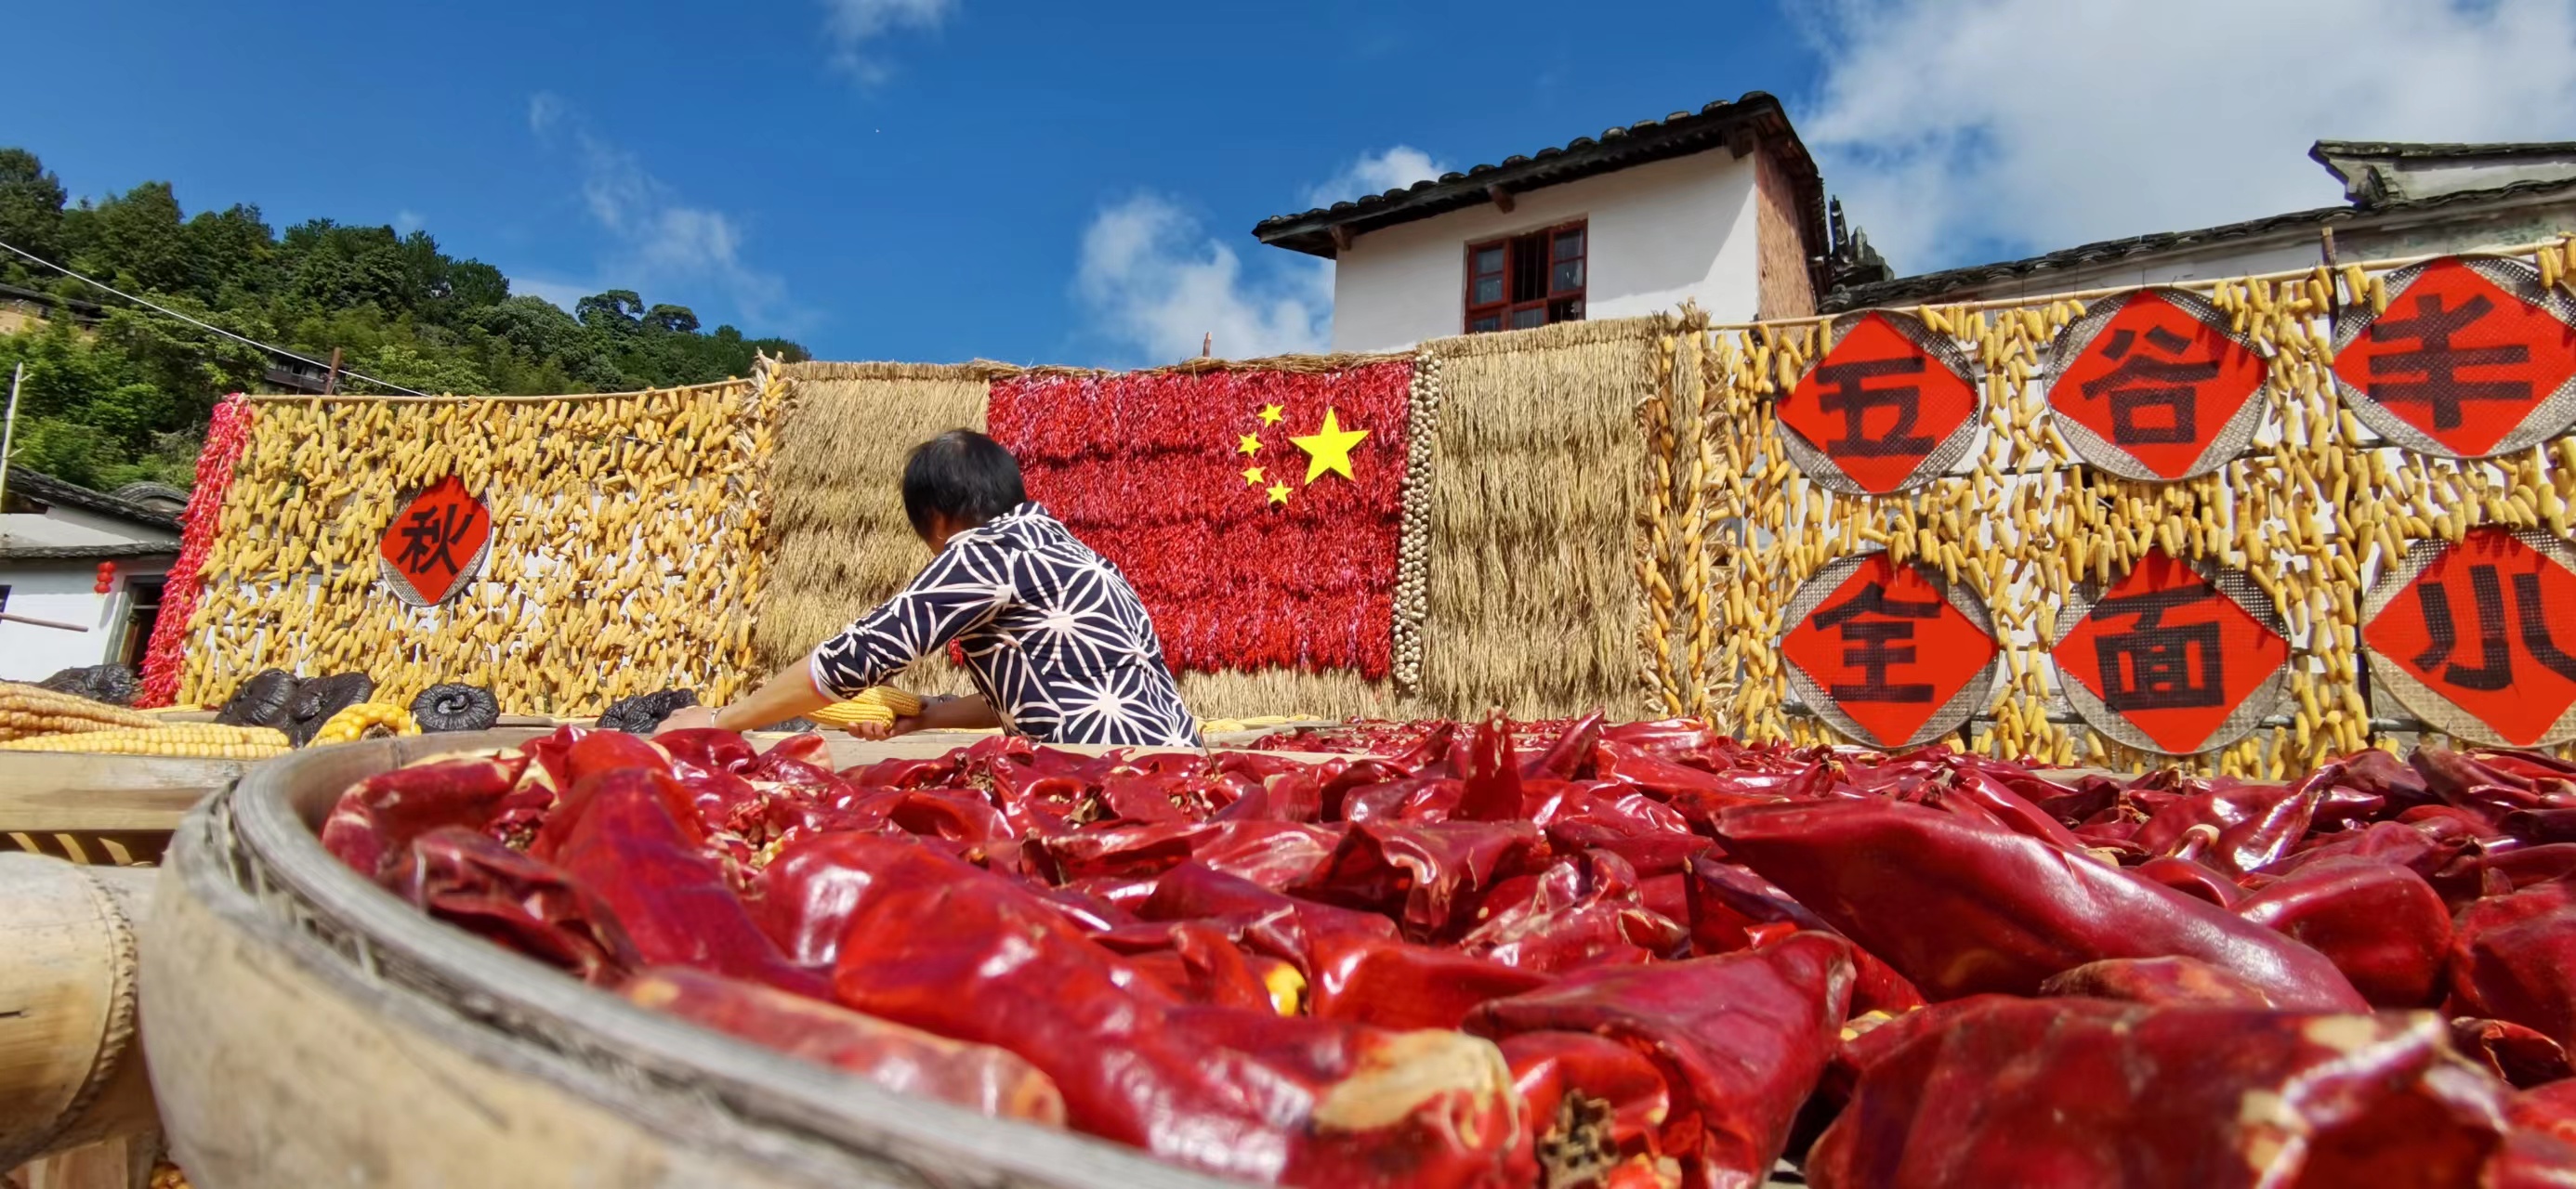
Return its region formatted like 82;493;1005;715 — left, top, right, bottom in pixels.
1258;403;1285;425
1290;408;1369;484
1266;482;1292;505
1237;434;1263;456
1242;464;1265;486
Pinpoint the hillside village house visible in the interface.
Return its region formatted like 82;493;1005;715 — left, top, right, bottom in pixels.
1254;92;1882;355
1821;140;2576;312
0;470;182;681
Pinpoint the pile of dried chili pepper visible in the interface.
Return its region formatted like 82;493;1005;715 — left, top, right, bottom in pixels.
322;714;2576;1187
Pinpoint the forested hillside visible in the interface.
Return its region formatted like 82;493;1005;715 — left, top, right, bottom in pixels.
0;149;806;491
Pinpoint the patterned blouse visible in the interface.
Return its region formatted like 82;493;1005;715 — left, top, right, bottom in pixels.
808;503;1201;747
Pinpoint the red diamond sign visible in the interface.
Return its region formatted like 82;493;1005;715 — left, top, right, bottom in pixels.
1780;552;1999;749
2044;288;2268;481
2363;526;2576;748
2053;549;2290;755
377;475;493;608
2331;256;2576;459
1777;311;1983;495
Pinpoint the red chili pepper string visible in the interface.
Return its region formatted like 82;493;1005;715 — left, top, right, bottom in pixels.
138;392;257;707
988;363;1412;679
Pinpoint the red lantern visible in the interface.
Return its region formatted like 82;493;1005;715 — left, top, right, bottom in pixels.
93;561;116;594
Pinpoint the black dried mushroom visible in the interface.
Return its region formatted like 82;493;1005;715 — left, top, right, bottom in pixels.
37;664;142;706
412;684;502;733
216;669;300;727
285;673;376;746
597;689;698;735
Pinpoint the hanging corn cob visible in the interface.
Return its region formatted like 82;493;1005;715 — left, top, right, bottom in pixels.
808;686;927;728
0;723;293;759
0;682;162;741
309;702;423;746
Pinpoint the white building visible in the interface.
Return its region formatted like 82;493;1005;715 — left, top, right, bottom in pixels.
1;470;183;681
1255;92;1861;355
1820;140;2576;312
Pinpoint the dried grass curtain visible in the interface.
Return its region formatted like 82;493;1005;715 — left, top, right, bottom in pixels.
755;362;992;694
1419;318;1662;719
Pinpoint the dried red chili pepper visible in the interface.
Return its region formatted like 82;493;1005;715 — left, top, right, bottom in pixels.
1807;1000;2516;1189
2034;956;2278;1008
625;965;1069;1123
1292;818;1551;941
1716;798;2367;1009
1455;850;1685;973
322;751;531;879
1307;934;1555;1030
1499;1031;1670;1184
2233;856;2451;1007
2457;903;2576;1052
2452;1016;2574;1089
1137;861;1397;973
1465;934;1854;1189
387;825;638;985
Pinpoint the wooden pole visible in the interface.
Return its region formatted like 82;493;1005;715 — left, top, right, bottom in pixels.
322;347;342;397
0;362;23;514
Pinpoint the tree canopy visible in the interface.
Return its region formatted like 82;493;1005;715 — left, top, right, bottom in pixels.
0;149;808;490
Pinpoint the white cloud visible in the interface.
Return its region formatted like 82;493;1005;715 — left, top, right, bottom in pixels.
1076;194;1331;364
523;92;794;326
821;0;956;84
392;209;423;234
1798;0;2576;274
1304;146;1450;209
508;276;593;313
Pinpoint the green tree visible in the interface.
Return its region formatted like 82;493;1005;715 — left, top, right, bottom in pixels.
0;149;67;274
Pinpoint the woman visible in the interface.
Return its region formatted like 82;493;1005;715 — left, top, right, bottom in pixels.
663;430;1199;747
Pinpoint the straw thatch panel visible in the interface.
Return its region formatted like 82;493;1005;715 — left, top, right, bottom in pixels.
1418;318;1662;719
756;361;990;694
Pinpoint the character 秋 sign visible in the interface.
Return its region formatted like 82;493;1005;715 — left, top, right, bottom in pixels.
377;475;493;608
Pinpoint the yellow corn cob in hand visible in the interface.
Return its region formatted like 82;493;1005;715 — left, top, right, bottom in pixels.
0;723;293;759
310;702;423;746
808;686;927;728
0;682;160;741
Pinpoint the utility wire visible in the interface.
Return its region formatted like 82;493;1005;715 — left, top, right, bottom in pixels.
0;236;434;397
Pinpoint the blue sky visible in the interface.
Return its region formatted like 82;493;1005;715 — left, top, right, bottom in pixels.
11;0;2576;368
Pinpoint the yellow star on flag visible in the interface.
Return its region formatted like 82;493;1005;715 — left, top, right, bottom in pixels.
1267;482;1292;505
1290;408;1369;484
1242;464;1265;486
1258;403;1285;425
1237;434;1263;456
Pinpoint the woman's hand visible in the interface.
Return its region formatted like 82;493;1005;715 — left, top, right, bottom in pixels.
843;713;925;741
656;705;718;732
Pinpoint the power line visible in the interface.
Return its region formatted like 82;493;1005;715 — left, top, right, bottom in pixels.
0;236;434;397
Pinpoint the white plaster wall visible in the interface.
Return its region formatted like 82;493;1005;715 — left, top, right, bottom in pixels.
0;559;170;680
1328;150;1763;354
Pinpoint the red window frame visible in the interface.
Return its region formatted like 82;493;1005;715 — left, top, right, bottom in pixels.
1465;220;1586;333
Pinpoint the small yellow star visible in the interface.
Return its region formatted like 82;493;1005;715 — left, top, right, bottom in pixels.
1266;482;1292;505
1242;464;1265;486
1290;408;1370;483
1258;403;1285;425
1237;433;1263;456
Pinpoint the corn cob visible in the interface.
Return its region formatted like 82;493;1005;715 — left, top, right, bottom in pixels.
0;723;293;758
310;701;423;746
0;682;161;740
808;686;927;728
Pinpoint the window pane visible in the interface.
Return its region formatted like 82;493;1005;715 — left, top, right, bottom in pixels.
1549;297;1584;323
1469;315;1502;333
1552;260;1584;294
1553;229;1584;261
1473;278;1503;306
1512;230;1548;303
1510;307;1546;330
1473;246;1505;276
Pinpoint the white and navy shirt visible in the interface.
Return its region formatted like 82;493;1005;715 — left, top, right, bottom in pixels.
808;503;1201;748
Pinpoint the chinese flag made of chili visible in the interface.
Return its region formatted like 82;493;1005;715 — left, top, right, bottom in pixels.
985;363;1413;676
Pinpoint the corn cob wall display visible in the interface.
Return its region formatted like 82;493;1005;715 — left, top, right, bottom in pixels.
175;364;792;717
1663;242;2576;776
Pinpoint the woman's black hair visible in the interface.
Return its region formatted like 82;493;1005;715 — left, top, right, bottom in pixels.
901;429;1028;538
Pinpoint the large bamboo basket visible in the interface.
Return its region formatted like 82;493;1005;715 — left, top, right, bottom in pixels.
138;731;1249;1189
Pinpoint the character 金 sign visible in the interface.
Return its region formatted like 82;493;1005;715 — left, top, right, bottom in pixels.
2044;289;2269;481
1780;551;2000;749
2330;256;2576;459
2363;526;2576;747
2052;550;2290;755
1776;311;1983;495
377;475;493;608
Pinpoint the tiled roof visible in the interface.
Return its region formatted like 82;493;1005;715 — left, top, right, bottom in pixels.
1819;174;2576;313
1252;91;1824;261
3;469;184;532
